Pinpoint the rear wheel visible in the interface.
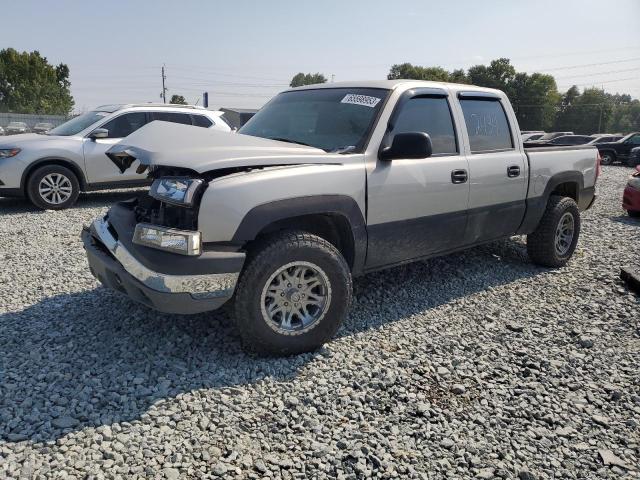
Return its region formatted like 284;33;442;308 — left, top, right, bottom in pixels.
527;195;580;268
233;231;352;356
600;152;615;165
27;165;80;210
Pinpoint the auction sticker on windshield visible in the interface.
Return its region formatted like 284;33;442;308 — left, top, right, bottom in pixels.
341;94;381;108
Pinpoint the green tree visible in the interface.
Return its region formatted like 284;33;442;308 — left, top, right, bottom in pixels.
554;87;614;134
387;63;452;82
509;72;560;131
169;94;187;105
289;72;327;88
0;48;74;115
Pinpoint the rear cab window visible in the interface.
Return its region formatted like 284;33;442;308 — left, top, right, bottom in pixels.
459;98;514;153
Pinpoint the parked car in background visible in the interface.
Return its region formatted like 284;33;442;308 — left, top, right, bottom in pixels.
628;147;640;167
588;134;623;145
525;132;574;145
0;104;232;209
83;80;599;355
521;132;545;142
596;132;640;165
548;135;593;146
622;165;640;218
0;126;5;136
6;121;29;135
32;122;54;134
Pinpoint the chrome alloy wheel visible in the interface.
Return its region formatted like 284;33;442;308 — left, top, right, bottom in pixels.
260;261;332;335
38;173;73;205
555;212;575;256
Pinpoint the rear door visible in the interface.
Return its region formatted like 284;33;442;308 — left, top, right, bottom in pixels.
83;111;150;183
366;89;470;268
456;93;528;244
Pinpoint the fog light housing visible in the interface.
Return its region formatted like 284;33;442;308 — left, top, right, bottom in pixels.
132;223;201;256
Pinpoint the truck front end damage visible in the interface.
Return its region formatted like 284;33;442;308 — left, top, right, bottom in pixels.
82;160;247;314
82;197;244;314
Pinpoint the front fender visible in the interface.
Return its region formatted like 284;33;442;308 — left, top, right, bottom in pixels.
197;162;366;244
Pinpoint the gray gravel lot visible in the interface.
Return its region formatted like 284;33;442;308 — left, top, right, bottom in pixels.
0;167;639;479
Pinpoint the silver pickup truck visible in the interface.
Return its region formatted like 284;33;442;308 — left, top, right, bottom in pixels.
82;80;599;355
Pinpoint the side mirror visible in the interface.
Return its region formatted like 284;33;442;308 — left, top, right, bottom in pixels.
89;128;109;140
380;132;432;161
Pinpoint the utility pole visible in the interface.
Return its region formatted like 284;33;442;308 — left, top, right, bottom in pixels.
331;74;335;83
161;64;167;104
598;104;603;134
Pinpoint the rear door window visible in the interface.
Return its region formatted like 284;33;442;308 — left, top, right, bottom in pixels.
150;112;193;125
192;115;213;128
392;96;458;155
459;99;513;153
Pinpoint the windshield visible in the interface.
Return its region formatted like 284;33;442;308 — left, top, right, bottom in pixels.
48;111;111;136
239;88;389;152
8;122;26;128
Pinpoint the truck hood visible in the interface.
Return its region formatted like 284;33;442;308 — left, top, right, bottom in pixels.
106;121;330;174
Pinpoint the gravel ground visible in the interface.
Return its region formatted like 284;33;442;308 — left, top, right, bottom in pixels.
0;167;638;479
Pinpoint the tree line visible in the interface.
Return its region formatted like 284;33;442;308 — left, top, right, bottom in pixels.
1;47;638;135
293;60;639;134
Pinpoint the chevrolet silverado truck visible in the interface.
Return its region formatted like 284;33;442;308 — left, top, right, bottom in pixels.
82;80;599;355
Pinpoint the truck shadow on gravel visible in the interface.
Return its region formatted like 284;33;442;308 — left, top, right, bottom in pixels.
0;237;540;444
0;190;145;215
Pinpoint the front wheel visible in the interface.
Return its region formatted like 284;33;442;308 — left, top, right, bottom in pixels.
600;152;615;165
527;196;581;268
233;231;352;356
26;165;80;210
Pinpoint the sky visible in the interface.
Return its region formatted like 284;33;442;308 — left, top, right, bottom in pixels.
2;0;639;112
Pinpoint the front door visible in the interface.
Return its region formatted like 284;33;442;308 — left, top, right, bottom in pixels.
366;94;470;269
83;111;149;183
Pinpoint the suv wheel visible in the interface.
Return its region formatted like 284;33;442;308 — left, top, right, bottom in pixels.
600;152;615;165
233;231;352;356
527;195;580;268
27;165;80;210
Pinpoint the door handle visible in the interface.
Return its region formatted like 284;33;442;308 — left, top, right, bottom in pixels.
507;165;521;178
451;169;468;184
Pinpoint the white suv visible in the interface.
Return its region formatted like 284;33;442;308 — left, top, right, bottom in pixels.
0;104;231;209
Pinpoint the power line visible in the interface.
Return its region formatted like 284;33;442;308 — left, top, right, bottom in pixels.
555;67;640;80
538;57;640;72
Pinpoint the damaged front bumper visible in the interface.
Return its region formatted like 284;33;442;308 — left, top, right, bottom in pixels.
82;204;244;314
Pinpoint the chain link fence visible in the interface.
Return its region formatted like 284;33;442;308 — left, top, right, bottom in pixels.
0;112;70;131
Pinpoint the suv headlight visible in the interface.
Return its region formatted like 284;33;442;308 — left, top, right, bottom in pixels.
150;177;204;206
0;148;21;158
133;223;201;256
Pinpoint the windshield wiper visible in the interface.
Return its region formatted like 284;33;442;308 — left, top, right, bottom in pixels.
331;145;357;154
268;137;315;148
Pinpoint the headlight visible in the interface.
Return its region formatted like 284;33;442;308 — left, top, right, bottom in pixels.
132;223;201;256
150;177;204;206
0;148;21;158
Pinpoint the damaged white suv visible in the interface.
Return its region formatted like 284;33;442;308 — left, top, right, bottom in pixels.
83;81;599;355
0;104;231;209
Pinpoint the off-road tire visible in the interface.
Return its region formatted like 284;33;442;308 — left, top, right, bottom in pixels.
233;231;352;356
27;165;80;210
527;195;580;268
600;152;615;166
